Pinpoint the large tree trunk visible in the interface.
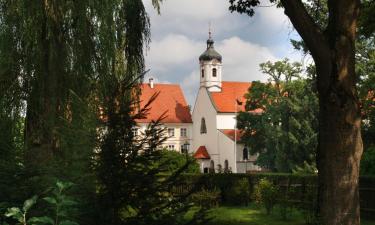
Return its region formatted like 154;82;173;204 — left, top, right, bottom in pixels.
280;0;363;224
25;1;65;169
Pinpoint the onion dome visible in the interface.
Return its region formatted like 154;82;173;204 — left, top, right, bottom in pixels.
199;37;222;62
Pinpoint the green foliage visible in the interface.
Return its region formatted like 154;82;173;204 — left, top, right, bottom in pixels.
225;178;251;206
252;178;279;215
292;161;317;175
190;188;221;208
361;147;375;175
5;181;78;225
5;196;37;225
156;150;200;174
238;59;318;172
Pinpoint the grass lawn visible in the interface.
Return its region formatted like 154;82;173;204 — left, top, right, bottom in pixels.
196;205;375;225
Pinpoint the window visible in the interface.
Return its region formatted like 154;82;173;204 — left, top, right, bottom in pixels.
168;145;175;150
200;118;207;134
201;69;204;78
224;160;229;172
212;68;217;77
168;128;175;137
180;128;187;137
209;160;215;173
181;145;188;154
243;147;249;160
132;128;139;137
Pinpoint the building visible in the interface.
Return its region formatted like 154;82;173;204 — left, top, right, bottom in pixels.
192;34;262;173
135;80;193;153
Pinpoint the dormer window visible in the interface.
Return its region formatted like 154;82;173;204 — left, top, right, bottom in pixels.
200;117;207;134
212;68;217;77
201;69;204;78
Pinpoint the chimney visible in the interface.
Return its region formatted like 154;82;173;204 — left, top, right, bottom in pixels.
149;78;154;89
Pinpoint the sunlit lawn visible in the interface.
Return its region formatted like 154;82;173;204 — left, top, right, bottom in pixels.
189;204;375;225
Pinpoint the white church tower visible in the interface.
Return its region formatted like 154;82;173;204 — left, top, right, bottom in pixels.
199;31;222;92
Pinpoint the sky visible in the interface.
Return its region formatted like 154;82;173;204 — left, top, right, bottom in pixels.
142;0;305;106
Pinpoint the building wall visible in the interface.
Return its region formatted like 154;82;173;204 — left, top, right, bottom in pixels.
137;122;193;153
192;87;220;171
200;59;222;92
217;130;237;172
216;114;236;129
236;143;262;173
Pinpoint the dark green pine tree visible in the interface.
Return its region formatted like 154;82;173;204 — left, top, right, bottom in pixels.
96;73;208;225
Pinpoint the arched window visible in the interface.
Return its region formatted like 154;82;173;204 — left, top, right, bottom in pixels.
243;147;249;160
209;160;215;173
201;69;204;78
224;160;229;171
212;68;217;77
200;117;207;134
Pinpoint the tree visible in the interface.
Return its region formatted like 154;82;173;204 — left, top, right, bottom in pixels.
229;0;363;224
238;59;318;172
96;74;207;225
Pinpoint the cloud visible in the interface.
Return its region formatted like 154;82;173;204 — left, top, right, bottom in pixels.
146;34;203;72
142;0;305;106
218;36;278;82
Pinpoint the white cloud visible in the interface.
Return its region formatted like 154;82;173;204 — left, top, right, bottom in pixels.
218;36;278;82
146;34;203;72
142;0;305;105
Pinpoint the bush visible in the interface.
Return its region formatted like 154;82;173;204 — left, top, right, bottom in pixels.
156;150;200;174
361;147;375;175
4;180;79;225
253;178;278;215
190;188;221;208
225;178;251;206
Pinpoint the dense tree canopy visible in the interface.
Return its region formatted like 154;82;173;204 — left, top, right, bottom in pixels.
238;59;318;172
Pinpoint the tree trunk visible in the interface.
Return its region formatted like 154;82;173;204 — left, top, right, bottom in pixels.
317;71;363;225
280;0;363;224
316;1;363;224
25;1;65;169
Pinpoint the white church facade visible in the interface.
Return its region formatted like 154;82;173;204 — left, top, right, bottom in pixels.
136;34;263;173
191;35;262;173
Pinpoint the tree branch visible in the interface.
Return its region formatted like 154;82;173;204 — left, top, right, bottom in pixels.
280;0;331;66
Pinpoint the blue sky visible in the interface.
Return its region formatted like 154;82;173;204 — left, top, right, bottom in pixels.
143;0;306;105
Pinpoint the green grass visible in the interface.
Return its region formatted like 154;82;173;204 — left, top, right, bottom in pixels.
188;204;375;225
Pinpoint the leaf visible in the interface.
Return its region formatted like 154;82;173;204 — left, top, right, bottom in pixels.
5;207;22;220
59;220;79;225
29;216;54;225
61;199;78;206
23;195;38;212
43;197;57;205
56;181;74;192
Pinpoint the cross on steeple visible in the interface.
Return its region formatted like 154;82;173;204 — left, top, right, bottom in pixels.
209;22;212;39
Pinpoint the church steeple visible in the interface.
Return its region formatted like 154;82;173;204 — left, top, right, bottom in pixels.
199;28;222;92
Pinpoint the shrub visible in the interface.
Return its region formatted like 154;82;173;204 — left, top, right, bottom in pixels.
225;178;251;206
5;180;79;225
190;188;221;208
253;178;278;215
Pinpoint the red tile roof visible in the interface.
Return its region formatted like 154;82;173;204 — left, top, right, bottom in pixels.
209;81;262;114
193;146;210;159
219;129;244;142
136;83;192;123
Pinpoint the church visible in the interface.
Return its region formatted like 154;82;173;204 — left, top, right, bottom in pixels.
191;34;262;173
137;34;263;173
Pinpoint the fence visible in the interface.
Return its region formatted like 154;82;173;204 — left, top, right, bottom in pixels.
173;173;375;220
